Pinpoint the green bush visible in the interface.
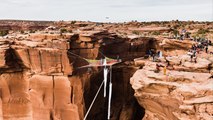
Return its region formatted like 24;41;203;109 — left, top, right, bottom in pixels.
132;30;140;35
29;30;35;33
71;21;76;24
0;30;9;36
197;28;209;35
20;30;24;34
185;32;191;38
152;31;160;35
60;28;67;33
173;24;180;29
172;29;179;36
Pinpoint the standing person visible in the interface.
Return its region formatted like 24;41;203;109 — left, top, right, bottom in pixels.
116;55;120;62
208;40;212;46
197;48;200;54
198;42;202;49
159;51;163;58
151;49;156;62
194;56;197;63
87;67;92;74
190;55;193;62
192;44;197;51
205;45;208;53
130;42;134;52
193;50;196;57
193;50;197;63
191;44;194;50
100;58;103;65
148;49;152;58
152;54;155;62
195;44;198;50
188;50;193;62
155;64;160;73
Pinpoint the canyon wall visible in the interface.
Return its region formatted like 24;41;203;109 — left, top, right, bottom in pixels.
68;30;155;120
0;20;212;120
0;30;155;120
0;35;79;120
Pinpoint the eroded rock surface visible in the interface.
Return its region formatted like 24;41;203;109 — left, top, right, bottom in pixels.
131;55;213;120
0;20;212;120
0;34;80;120
0;28;155;120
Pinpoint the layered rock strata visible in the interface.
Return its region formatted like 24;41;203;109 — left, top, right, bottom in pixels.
0;30;155;120
131;55;213;120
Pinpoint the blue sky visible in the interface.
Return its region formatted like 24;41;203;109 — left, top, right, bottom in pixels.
0;0;212;22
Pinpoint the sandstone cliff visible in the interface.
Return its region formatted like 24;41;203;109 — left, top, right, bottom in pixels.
0;20;212;120
0;29;156;120
131;55;213;120
0;33;79;120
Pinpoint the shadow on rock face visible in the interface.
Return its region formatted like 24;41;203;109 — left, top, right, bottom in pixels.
83;66;145;120
4;48;26;72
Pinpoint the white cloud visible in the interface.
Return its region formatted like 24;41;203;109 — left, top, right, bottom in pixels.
0;0;212;22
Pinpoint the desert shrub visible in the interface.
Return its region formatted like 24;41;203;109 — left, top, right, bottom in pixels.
20;30;24;34
152;31;160;35
167;24;171;27
60;28;67;33
29;30;35;33
173;24;180;29
172;29;179;36
185;32;191;38
0;30;9;36
71;21;76;24
132;30;140;35
197;28;209;35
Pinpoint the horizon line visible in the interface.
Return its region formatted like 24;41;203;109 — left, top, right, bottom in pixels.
0;19;212;23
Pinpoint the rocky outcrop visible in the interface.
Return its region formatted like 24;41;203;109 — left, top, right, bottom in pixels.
129;27;171;33
70;30;157;60
0;35;79;120
131;55;213;120
157;38;195;56
0;20;53;31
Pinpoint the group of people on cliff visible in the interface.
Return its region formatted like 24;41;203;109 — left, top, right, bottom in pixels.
187;39;212;63
192;37;212;45
147;49;162;62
